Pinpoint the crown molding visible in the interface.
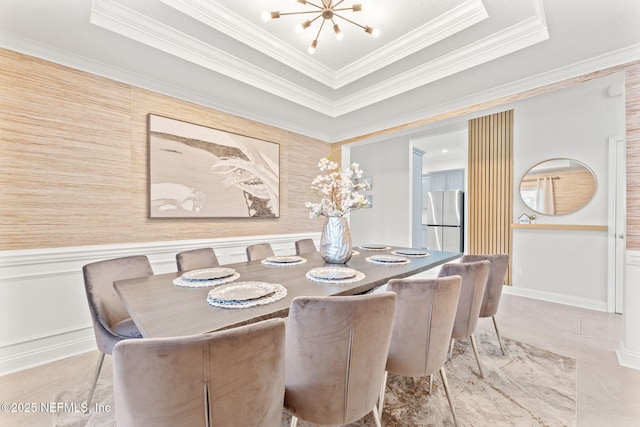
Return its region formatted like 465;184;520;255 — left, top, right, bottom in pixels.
6;0;636;143
90;0;336;116
335;0;488;88
329;43;640;142
333;14;549;116
161;0;488;89
3;29;639;145
89;0;547;118
0;28;335;142
160;0;337;88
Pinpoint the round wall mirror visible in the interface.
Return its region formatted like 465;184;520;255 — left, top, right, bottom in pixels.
519;158;596;216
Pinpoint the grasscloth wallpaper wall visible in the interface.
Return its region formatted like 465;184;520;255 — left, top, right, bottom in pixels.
0;49;330;251
626;64;640;251
1;48;639;251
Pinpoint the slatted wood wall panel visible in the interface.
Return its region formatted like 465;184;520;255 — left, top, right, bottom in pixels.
0;49;330;250
468;110;514;284
626;65;640;251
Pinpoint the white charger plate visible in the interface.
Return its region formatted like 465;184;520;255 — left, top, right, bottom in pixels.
308;267;357;280
181;267;236;281
360;244;391;251
207;282;287;309
265;256;304;264
209;282;277;302
392;249;429;257
369;255;408;263
366;255;410;265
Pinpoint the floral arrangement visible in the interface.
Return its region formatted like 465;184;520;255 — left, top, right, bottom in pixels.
305;157;369;218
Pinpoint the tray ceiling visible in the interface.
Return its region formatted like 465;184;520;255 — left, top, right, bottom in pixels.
1;0;639;141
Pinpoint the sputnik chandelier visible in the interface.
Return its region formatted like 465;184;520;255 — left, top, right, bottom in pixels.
261;1;380;54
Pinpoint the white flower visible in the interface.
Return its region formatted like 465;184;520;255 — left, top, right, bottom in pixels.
305;157;370;217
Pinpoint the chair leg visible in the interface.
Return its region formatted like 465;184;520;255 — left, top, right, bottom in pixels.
290;415;298;427
428;374;433;394
86;352;105;412
372;404;382;427
469;334;484;378
492;315;506;355
439;367;458;427
378;371;388;418
448;338;455;359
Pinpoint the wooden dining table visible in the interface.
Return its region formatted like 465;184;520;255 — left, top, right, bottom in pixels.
114;247;461;338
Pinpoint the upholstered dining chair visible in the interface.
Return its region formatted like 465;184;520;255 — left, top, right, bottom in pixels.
113;318;286;427
176;247;220;272
284;293;396;427
294;238;317;255
438;260;490;378
460;253;510;354
246;243;275;261
82;255;154;408
379;276;462;426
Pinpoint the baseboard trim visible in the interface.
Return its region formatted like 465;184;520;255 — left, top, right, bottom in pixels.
617;340;640;371
0;327;96;376
503;286;607;312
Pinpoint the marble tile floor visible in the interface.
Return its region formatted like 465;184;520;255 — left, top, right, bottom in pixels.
1;294;640;427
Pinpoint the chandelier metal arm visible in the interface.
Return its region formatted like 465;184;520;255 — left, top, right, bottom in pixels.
304;1;326;11
314;18;326;41
276;10;323;17
332;12;366;30
332;7;360;13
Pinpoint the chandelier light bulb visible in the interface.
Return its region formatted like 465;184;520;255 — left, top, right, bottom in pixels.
262;1;380;54
262;11;281;22
296;19;312;33
308;40;318;54
361;1;373;12
365;26;380;38
333;24;343;40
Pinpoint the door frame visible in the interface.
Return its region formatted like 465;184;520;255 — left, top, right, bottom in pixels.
607;136;626;313
410;147;426;248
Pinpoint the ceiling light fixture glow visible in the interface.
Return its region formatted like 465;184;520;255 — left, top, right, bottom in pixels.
261;1;380;54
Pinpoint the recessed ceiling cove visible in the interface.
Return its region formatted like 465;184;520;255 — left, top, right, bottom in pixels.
89;0;549;117
5;0;636;141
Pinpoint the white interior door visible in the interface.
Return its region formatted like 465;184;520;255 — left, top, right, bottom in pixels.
608;137;626;313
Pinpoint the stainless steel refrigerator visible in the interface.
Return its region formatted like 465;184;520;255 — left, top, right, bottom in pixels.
423;190;464;252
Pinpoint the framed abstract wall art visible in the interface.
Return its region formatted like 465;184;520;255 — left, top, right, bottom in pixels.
149;114;280;218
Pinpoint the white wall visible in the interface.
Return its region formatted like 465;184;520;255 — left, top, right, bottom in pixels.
348;73;625;311
415;129;468;173
349;137;412;247
508;73;624;310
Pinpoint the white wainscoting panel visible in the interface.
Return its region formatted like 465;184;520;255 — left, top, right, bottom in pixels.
0;232;319;375
617;250;640;370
